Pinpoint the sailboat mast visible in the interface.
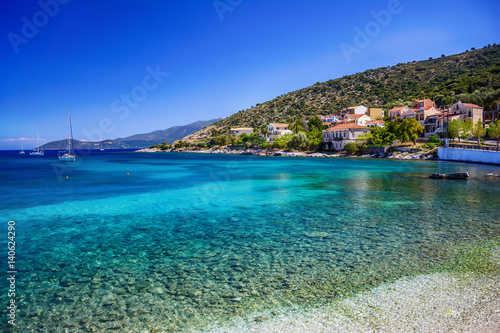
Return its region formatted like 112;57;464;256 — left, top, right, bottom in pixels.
67;109;71;152
68;109;74;154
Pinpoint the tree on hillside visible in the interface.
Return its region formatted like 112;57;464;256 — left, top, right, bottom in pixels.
471;120;486;146
289;118;304;133
288;132;310;151
487;119;500;151
260;124;269;137
397;118;424;145
210;128;220;137
307;116;323;132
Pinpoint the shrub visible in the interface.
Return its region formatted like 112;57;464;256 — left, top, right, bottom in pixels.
428;135;440;143
288;132;310;151
343;142;359;154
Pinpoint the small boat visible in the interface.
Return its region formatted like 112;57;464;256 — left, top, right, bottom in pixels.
58;109;76;162
19;141;25;155
29;132;44;156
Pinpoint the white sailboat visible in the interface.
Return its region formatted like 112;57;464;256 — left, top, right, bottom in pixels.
29;132;44;156
58;109;76;162
19;141;25;155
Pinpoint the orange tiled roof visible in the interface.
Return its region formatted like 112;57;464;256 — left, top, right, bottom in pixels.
389;106;408;112
412;106;435;112
324;123;370;131
269;123;289;127
437;114;460;120
461;103;482;108
366;120;385;124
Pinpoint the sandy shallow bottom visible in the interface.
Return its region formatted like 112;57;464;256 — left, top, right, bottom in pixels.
204;270;500;333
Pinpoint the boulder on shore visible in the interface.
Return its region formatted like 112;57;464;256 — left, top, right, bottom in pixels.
429;173;446;179
429;172;469;180
446;172;469;180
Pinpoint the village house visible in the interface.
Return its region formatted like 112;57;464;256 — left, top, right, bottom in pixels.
342;113;372;126
412;99;439;126
267;123;293;142
340;105;368;119
388;106;411;119
435;101;484;136
423;112;443;137
367;107;384;119
322;123;370;150
388;99;443;137
229;128;254;137
319;114;339;127
366;120;385;128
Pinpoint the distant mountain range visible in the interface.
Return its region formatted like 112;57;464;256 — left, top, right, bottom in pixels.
41;119;221;150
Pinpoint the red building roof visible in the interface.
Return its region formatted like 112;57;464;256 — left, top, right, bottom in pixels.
324;123;370;131
461;102;482;108
389;106;408;112
437;114;460;120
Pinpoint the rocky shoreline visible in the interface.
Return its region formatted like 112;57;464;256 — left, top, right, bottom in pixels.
135;147;437;161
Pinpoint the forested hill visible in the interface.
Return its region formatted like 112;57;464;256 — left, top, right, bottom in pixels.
184;43;500;141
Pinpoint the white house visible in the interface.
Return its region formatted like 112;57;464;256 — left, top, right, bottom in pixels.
268;123;289;133
340;105;368;119
320;114;339;124
366;120;385;128
229;128;254;137
322;123;370;150
267;123;293;142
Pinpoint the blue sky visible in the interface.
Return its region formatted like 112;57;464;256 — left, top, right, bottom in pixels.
1;0;499;149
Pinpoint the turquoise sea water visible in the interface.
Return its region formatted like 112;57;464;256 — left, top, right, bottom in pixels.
1;150;499;332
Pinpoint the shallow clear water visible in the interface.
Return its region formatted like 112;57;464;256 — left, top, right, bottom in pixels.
0;151;499;332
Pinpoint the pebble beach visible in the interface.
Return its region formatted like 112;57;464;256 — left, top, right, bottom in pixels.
203;246;500;333
205;272;500;333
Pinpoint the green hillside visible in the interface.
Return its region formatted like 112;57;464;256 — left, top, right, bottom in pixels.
184;43;500;141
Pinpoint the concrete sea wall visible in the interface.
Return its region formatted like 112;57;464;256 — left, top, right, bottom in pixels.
438;147;500;165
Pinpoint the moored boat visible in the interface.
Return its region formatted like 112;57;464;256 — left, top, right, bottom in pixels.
58;109;76;162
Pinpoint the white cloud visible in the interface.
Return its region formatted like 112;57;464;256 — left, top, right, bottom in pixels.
0;137;35;142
